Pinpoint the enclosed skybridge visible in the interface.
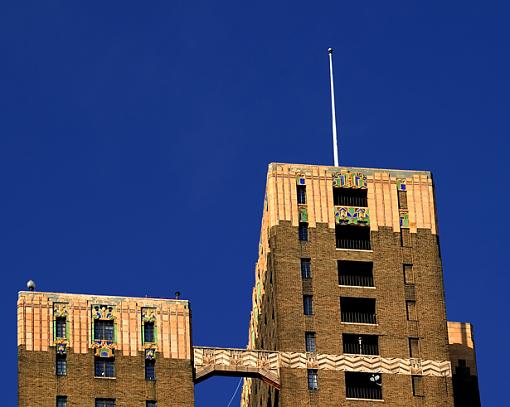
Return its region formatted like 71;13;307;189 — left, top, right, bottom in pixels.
193;347;281;389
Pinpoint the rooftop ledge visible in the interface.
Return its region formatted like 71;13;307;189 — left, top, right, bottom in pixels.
18;290;189;304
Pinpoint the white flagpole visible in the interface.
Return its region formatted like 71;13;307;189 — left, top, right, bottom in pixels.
328;48;339;166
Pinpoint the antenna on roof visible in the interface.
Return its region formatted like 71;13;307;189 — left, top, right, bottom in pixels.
328;48;339;167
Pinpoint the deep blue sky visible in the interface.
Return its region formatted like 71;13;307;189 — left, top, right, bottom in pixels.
1;1;507;405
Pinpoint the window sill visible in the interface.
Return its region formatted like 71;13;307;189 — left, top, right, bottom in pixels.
341;322;378;327
94;376;116;380
338;285;376;289
336;248;373;253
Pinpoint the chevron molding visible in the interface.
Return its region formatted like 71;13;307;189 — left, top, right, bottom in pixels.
193;347;452;379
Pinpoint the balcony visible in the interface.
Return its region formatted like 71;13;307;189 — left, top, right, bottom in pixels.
346;372;383;400
343;334;379;355
335;225;371;250
340;297;377;325
338;261;374;287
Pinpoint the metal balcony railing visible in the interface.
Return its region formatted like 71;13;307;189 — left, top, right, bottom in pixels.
336;238;371;250
339;274;374;287
343;342;379;356
346;386;382;400
341;311;377;324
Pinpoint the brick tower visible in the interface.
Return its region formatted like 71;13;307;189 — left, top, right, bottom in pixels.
241;162;462;406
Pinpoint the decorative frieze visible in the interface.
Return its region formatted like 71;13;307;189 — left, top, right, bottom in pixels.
333;172;368;189
335;206;370;226
298;205;308;222
400;210;410;229
296;175;306;186
92;340;115;358
53;303;69;318
92;305;115;320
397;178;407;191
142;308;157;323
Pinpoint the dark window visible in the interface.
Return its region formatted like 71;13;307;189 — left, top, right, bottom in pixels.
299;223;309;241
455;359;471;377
301;258;312;279
403;264;414;284
95;399;115;407
305;332;316;352
307;369;318;390
342;334;379;355
55;317;66;339
338;261;374;287
146;402;157;407
95;357;115;378
340;297;377;324
336;225;371;250
409;338;420;358
56;396;67;407
401;229;412;247
303;295;313;316
406;301;417;321
297;185;307;204
398;190;408;209
412;376;424;397
94;320;114;341
56;354;67;376
145;359;156;380
333;188;368;207
144;322;155;343
345;372;382;400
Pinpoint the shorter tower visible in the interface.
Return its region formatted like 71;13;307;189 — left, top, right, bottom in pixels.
17;291;194;407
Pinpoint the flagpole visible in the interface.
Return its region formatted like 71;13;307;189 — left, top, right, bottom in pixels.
328;48;339;166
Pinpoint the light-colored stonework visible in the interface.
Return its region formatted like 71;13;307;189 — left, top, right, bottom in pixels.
448;321;478;376
265;162;436;234
17;291;191;359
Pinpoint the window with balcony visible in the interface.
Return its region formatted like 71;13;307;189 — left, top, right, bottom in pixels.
56;354;67;376
299;223;309;241
305;332;316;352
307;369;318;390
301;258;312;279
345;372;382;400
338;261;374;287
335;225;371;250
297;185;307;204
55;317;66;339
340;297;376;324
303;295;313;316
342;334;379;355
94;320;114;341
95;357;115;378
333;188;368;207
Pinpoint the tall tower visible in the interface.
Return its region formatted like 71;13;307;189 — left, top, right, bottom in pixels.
242;162;458;406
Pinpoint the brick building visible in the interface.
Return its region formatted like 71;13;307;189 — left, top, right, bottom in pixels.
17;162;480;406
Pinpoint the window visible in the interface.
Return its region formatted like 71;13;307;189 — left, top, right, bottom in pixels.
94;320;114;341
298;223;309;241
398;190;408;209
455;359;471;377
303;295;313;316
56;354;67;376
333;188;368;207
338;260;374;287
335;225;371;250
305;332;316;352
342;334;379;355
301;258;312;279
297;185;307;204
145;359;156;380
146;402;157;407
56;396;67;407
144;322;155;343
95;399;115;407
409;338;420;358
412;376;424;397
401;229;412;248
95;357;115;378
307;369;318;390
403;264;414;284
406;301;417;321
55;317;66;339
345;372;382;400
340;297;376;324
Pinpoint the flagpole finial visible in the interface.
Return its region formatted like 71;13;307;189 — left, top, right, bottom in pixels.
328;48;333;54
